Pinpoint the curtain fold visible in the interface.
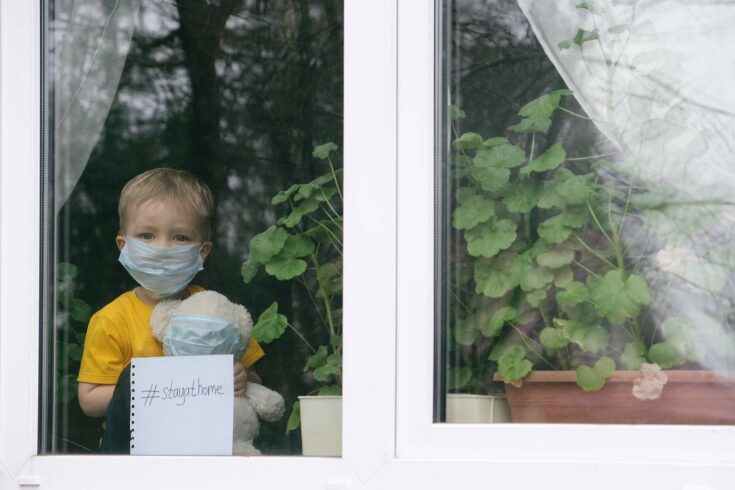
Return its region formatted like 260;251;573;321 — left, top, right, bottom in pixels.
54;0;142;212
517;0;735;370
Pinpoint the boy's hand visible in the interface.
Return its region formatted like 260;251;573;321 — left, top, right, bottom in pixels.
234;362;248;396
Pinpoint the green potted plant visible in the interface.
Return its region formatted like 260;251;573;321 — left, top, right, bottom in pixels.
242;142;343;454
450;88;735;424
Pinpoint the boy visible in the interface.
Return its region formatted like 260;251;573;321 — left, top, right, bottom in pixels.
77;168;263;418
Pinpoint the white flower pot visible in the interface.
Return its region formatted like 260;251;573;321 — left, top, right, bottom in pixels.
298;395;342;456
446;394;511;423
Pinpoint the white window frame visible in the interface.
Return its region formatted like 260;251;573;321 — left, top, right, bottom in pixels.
1;1;734;489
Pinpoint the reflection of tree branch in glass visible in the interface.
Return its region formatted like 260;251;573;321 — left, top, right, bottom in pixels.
176;0;241;187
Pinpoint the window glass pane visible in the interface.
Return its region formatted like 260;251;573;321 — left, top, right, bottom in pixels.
439;0;735;424
43;0;343;455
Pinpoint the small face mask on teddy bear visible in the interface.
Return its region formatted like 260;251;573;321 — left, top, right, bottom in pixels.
162;314;245;357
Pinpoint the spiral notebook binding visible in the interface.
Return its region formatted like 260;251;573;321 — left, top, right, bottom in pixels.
130;363;136;450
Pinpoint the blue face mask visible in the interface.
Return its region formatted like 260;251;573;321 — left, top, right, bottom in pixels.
118;237;204;298
163;314;245;357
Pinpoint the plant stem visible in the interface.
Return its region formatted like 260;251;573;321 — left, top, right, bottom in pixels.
299;276;330;331
558;106;599;122
539;306;552;330
586;201;615;247
566;152;618;161
320;190;344;230
449;288;472;314
574;234;617;269
287;322;318;354
573;260;601;278
320;202;344;231
307;215;344;252
511;324;557;370
311;253;336;337
617;179;634;238
326;156;343;203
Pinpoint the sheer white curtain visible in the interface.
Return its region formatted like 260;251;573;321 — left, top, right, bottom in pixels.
54;0;142;212
518;0;735;201
518;0;735;369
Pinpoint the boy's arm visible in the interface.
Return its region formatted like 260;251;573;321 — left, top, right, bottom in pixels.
78;382;115;417
233;363;262;396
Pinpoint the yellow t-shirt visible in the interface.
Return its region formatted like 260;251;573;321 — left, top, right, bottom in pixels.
77;287;265;385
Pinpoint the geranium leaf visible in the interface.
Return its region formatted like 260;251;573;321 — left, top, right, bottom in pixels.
553;267;574;288
525;288;548;307
591;271;650;324
649;341;687;369
474;254;516;298
241;258;260;283
509;89;572;134
557;282;589;308
573;28;600;47
538;210;589;244
272;184;299;205
555;318;608;353
465;219;517;258
452;194;495;230
286;402;301;433
70;298;92;323
450;106;466;121
537;246;575;268
621;340;647;369
280;199;320;228
265;257;307;280
480;307;517;337
318;385;342;396
250;226;289;263
454;316;480;346
473;143;525;169
511;254;554;292
576;357;615;391
281;234;316;258
312;142;338;159
497;345;533;384
470;166;511;192
452;132;483;150
306;346;329;370
540;327;569;349
503;181;541;213
252;302;288;343
57;262;78;281
521;144;566;174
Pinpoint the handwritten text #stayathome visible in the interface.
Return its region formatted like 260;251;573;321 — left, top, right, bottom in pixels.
140;378;225;407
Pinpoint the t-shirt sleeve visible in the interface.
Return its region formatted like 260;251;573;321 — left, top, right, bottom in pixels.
240;338;265;368
77;313;128;385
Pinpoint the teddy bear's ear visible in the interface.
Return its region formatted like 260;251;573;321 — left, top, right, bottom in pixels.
150;299;182;342
233;303;253;343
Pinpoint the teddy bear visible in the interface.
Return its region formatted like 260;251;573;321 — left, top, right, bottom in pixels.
150;290;285;456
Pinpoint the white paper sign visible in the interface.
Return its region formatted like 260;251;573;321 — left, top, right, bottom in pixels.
130;355;234;455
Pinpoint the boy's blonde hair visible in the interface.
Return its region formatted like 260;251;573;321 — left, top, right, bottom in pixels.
118;168;214;237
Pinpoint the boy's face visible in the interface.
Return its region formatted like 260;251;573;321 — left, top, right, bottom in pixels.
116;198;213;259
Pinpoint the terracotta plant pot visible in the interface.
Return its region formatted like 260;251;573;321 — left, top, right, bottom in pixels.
494;370;735;424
